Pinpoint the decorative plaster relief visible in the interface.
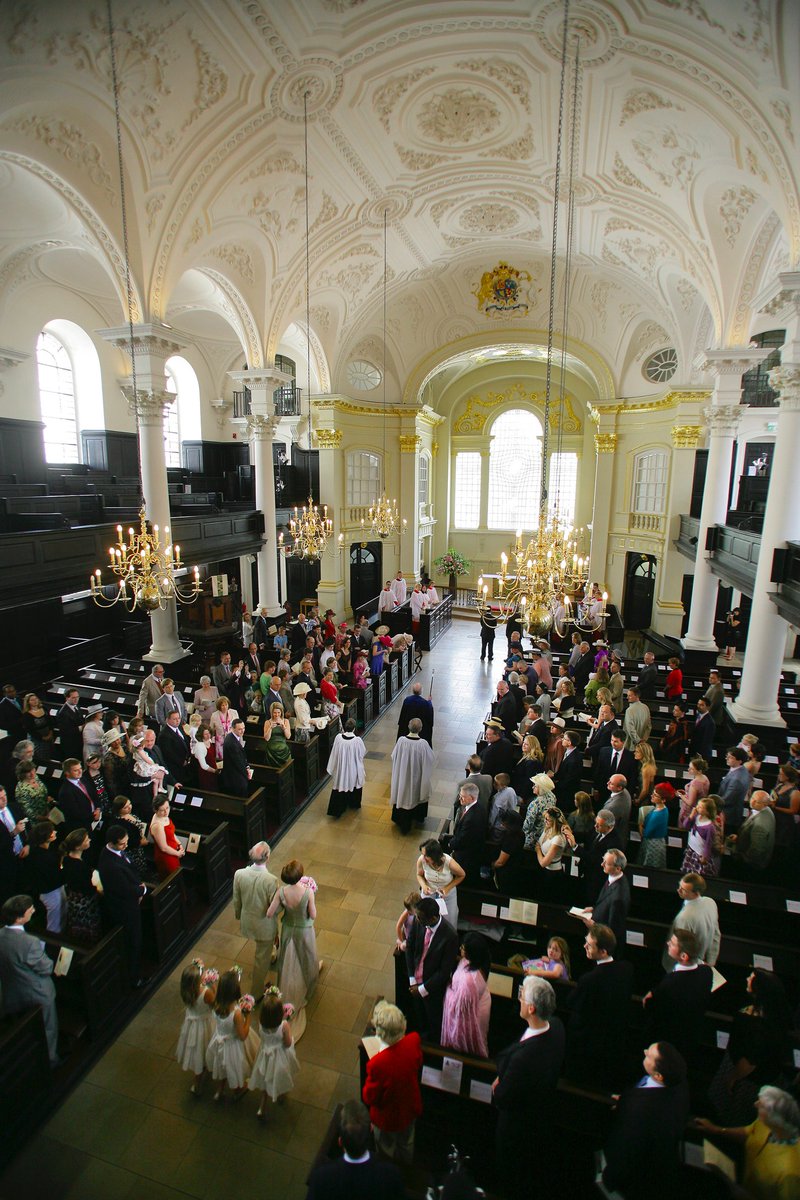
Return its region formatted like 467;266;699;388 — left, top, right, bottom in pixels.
671;424;702;448
2;114;115;201
676;277;697;310
270;60;343;120
394;144;446;170
620;88;683;124
628;321;671;361
594;433;618;453
770;99;794;145
612;152;656;195
480;127;534;161
241;151;303;182
719;185;758;247
209;243;255;284
416;88;501;145
399;435;421;453
630;125;701;190
314;428;342;448
373;67;436;133
146;191;165;232
455;58;531;112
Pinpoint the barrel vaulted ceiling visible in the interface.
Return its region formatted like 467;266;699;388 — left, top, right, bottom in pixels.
0;0;797;405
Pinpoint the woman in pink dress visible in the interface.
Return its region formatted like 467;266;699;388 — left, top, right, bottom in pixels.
440;933;492;1058
352;648;370;689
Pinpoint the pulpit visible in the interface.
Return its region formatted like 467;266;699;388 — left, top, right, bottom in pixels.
179;585;238;644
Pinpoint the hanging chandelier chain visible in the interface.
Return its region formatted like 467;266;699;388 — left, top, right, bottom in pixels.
303;90;313;496
382;208;388;487
554;35;581;501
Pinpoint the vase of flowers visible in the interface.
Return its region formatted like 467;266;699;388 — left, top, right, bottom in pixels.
433;548;472;597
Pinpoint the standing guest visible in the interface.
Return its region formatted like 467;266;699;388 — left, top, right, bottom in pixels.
56;689;85;760
205;967;257;1102
395;681;435;747
480;721;516;779
602;1042;690;1200
22;693;55;763
261;704;292;769
249;985;299;1118
704;669;726;727
664;656;683;700
578;849;631;946
0;685;24;741
487;773;517;843
565;791;595;850
136;664;165;721
320;669;343;722
663;873;720;968
459;755;494;808
636;651;659;702
623;686;651;749
723;606;742;661
533;807;568;889
192;725;221;788
660;702;691;762
97;825;147;986
210;696;237;758
718;746;752;834
83;753;108;817
642;928;713;1059
637;783;671;867
149;796;184;876
390;571;407;607
154;679;187;727
362;1000;423;1164
491;810;526;894
524;936;571;982
221;718;253;797
552;729;583;813
244;642;262;677
690;697;716;759
634;740;656;805
405;896;458;1041
440;933;492;1057
415;838;465;929
594;731;637;798
565;923;634;1089
267;861;320;1017
608;659;625;715
680;794;722;877
80;708;104;761
511;735;544;802
233;841;278;997
578;809;624;903
696;1086;800;1200
27;819;64;932
571;641;594;699
729;790;776;875
492;977;565;1196
129;729;169;818
522;773;557;847
390;718;434;834
193;676;220;724
0;894;59;1064
677;756;710;823
4;740;35;800
605;773;633;846
58;758;101;834
291;682;313;742
446;781;487;888
14;759;51;822
157;710;192;786
60;828;101;942
370;636;385;680
176;959;216;1095
326;718;366;818
103;796;149;878
479;608;497;661
769;763;800;865
352;648;370;689
584;702;619;761
544;716;567;774
212;652;233;694
305;1100;406;1199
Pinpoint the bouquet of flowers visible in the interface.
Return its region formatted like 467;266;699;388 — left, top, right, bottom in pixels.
433;548;471;578
282;1002;295;1020
300;875;317;892
201;967;219;987
239;993;256;1014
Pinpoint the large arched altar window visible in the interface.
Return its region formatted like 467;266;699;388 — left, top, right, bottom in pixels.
487;409;543;531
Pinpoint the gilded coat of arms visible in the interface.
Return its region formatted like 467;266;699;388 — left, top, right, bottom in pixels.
474;261;532;317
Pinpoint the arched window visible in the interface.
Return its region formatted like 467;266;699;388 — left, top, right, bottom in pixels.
487;409;543;530
163;368;181;467
36;331;78;463
549;452;578;526
346;450;380;506
632;449;669;514
418;452;430;506
453;451;481;529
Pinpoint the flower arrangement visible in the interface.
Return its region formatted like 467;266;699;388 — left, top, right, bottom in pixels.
239;993;256;1014
282;1002;295;1020
201;967;219;987
433;549;471;578
300;875;317;892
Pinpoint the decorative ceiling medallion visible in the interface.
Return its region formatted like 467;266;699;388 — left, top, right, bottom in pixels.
270;60;342;121
473;262;532;318
644;348;679;383
346;360;381;391
416;87;501;145
361;191;413;225
458;203;519;235
535;1;620;65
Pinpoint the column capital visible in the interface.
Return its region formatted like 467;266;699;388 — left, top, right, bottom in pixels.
228;366;292;391
671;424;703;448
314;428;342;449
702;403;742;436
245;413;280;440
121;385;175;423
696;346;772;377
594;432;617;454
399;434;421;453
99;322;186;359
753;269;800;320
769;365;800;410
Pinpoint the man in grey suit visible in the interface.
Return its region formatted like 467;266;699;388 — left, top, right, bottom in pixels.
730;789;776;875
232;841;279;995
0;894;59;1064
605;774;633;846
137;664;165;721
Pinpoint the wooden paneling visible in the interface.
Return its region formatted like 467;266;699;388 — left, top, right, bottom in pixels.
0;417;46;484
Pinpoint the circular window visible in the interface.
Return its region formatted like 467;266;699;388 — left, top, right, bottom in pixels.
643;347;678;383
346;360;382;391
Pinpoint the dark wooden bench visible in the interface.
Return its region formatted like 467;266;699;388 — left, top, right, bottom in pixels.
40;926;128;1038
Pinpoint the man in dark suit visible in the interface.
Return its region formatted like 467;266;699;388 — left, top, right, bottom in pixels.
56;688;85;760
602;1041;691;1200
221;719;251;797
395;681;434;746
305;1100;406;1200
244;642;262;678
552;729;583;814
405;896;458;1040
594;731;637;797
579;848;631;945
585;703;620;762
491;680;518;738
446;781;486;886
0;786;26;903
642;928;713;1059
689;697;716;760
58;758;101;833
157;709;192;785
604;774;633;845
493;976;565;1195
636;651;659;701
97;824;147;986
0;685;24;741
480;722;516;778
565;923;635;1089
578;809;625;902
571;641;594;697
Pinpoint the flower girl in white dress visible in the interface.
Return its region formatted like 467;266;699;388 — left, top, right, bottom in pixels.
176;960;217;1094
205;968;258;1101
249;987;299;1119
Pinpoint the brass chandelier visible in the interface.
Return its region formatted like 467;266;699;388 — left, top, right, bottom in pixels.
279;90;339;562
363;210;407;541
91;0;199;612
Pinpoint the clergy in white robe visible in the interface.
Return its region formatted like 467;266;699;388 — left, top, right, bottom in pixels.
409;586;428;634
378;583;396;614
390;572;408;606
326;720;366;818
390;718;434;834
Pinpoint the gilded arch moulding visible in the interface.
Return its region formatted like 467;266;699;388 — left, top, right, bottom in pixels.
453;381;582;435
314;428;342;449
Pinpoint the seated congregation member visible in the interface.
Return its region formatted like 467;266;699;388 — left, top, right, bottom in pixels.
552;729;583;813
565;923;634;1089
493;977;565;1197
440;933;492;1058
305;1100;406;1200
642;928;713;1060
578;848;630;946
696;1086;800;1200
390;718;433;834
524;935;571;982
362;1001;422;1166
0;894;60;1065
602;1042;691;1200
405;896;458;1040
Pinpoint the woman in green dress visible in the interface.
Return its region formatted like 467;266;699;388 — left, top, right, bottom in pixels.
262;703;292;767
267;859;320;1015
14;760;52;821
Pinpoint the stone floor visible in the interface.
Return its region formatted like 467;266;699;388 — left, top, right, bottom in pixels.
1;617;496;1200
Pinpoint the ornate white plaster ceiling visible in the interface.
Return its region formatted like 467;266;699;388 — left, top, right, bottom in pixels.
0;0;796;399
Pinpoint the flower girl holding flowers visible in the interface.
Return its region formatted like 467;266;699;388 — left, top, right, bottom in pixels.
249;986;299;1118
205;967;258;1101
176;960;217;1094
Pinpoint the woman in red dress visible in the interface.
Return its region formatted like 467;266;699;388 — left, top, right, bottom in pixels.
665;656;684;700
150;797;185;876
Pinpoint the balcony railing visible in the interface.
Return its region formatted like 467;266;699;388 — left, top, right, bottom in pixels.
628;512;665;534
232;384;303;420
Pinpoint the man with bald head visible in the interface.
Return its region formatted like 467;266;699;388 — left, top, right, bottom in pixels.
233;841;279;995
729;789;775;876
605;773;632;845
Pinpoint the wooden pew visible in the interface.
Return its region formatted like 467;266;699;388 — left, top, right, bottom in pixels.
169;784;270;855
39;926;128;1038
141;869;188;963
0;1008;52;1167
173;819;231;904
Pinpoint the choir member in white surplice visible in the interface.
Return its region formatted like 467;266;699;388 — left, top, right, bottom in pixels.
390;718;434;835
326;719;367;819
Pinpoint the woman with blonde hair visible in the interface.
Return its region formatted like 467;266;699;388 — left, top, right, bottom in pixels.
522;773;556;848
634;740;656;803
363;1000;422;1164
534;807;567;875
512;734;544;801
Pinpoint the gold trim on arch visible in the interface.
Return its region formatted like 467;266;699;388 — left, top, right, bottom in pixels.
453;382;582;436
314;428;342;449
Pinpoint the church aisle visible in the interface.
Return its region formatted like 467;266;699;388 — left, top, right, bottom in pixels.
1;617;495;1200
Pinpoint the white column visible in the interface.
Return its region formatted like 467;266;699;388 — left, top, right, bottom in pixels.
588;427;617;580
729;274;800;725
399;432;421;583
